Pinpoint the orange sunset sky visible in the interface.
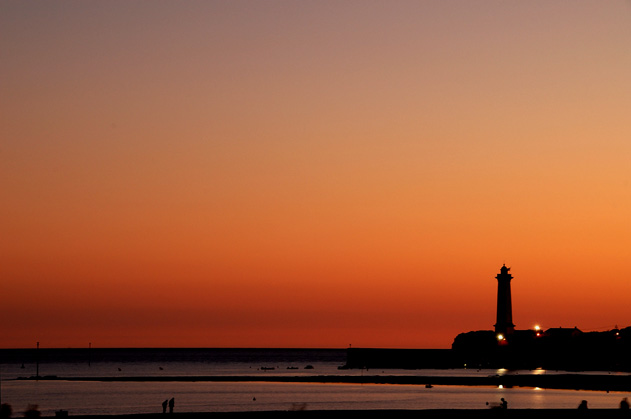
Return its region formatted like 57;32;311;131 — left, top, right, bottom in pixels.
2;1;631;349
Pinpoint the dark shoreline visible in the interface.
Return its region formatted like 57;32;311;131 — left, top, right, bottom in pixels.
42;410;631;419
16;374;631;392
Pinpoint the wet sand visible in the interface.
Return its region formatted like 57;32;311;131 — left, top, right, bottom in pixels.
22;374;631;392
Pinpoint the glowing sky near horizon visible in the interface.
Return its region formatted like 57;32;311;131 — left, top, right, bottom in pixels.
2;1;631;349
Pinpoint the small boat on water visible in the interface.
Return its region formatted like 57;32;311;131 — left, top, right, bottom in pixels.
260;367;275;371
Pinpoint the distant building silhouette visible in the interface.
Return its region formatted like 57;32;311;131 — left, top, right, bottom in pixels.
494;264;515;336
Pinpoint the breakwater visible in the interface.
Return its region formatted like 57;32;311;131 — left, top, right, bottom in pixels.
342;348;457;369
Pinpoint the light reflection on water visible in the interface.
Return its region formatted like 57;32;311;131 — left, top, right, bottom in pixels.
2;380;630;416
4;361;630;380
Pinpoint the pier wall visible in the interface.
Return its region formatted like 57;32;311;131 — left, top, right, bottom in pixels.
343;348;457;369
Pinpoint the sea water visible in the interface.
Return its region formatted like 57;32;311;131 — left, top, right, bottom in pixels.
1;349;630;415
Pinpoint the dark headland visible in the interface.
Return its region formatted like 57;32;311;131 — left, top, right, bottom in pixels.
343;325;631;371
343;265;631;372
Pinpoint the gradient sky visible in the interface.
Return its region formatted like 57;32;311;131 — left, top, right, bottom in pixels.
2;1;631;349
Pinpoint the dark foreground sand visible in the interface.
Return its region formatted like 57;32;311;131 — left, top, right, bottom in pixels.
61;410;631;419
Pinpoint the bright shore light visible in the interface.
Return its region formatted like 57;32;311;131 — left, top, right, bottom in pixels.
496;334;504;341
534;325;541;331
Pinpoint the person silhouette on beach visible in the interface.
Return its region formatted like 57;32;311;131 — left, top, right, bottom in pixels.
162;400;168;414
168;398;174;413
620;398;630;410
578;400;588;410
500;398;507;409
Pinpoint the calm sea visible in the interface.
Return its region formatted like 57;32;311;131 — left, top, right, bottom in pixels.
1;348;630;415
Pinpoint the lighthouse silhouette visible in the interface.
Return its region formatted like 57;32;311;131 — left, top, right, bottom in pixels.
494;264;515;335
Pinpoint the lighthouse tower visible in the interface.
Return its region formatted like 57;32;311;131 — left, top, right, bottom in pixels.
494;264;515;336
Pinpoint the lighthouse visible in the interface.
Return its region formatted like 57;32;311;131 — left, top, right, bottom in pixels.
494;264;515;336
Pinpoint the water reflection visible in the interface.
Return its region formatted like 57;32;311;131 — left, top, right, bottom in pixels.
2;380;630;415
